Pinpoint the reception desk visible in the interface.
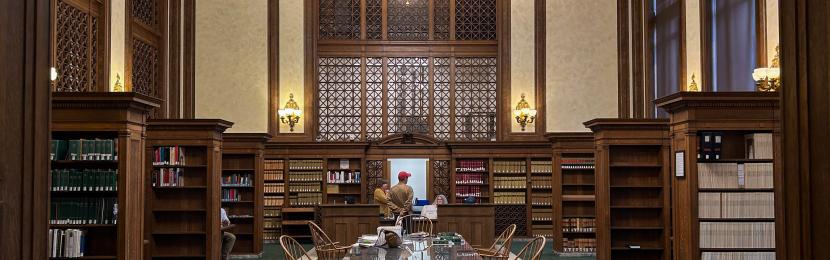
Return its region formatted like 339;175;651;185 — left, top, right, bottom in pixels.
317;205;381;243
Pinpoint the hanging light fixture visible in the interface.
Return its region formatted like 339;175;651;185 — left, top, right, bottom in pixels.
512;93;537;131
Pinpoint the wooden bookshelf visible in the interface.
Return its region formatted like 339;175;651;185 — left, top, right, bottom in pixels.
50;93;159;260
493;158;528;236
145;119;232;260
282;158;324;239
585;119;671;260
656;92;781;260
324;158;364;204
221;133;269;256
452;158;490;204
547;132;597;255
263;159;285;242
529;158;554;239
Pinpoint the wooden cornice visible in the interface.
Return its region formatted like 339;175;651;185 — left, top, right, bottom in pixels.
655;91;780;113
583;118;669;132
51;92;161;111
147;119;233;133
544;132;593;143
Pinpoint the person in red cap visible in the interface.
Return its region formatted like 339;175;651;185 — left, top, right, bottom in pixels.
387;171;415;222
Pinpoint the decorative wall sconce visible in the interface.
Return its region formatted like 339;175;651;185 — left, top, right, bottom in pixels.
752;46;781;92
113;74;124;92
50;67;59;82
513;93;537;131
278;93;302;132
687;74;700;92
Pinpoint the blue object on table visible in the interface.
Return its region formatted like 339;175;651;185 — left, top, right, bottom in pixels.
463;196;476;204
414;199;430;206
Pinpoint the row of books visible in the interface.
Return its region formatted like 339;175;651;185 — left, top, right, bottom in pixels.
531;176;552;189
290;193;322;206
265;183;284;193
456;160;487;172
264;208;281;217
51;169;117;192
698;163;773;189
532;209;552;221
699;192;775;219
493;161;527;174
264;231;281;241
152;146;187;166
265;196;284;207
289;172;323;182
289;183;321;192
745;133;773;159
701;252;775;260
48;229;87;258
327;170;361;184
563;218;596;232
50;197;117;225
51;138;118;161
265;160;284;171
151;168;184;187
699;222;775;249
530;160;553;173
531;193;552;206
562;238;596;253
264;218;281;229
221;188;244;202
455;186;485;197
532;230;553;238
698;132;724;160
264;173;284;182
289;160;324;170
221;173;252;187
493;192;525;204
494;177;527;189
455;173;486;184
561;158;595;169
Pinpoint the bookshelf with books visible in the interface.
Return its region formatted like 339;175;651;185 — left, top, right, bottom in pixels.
529;158;554;239
547;132;597;255
145;119;232;260
493;158;529;236
282;159;325;239
221;133;269;256
452;158;490;204
263;159;285;242
324;158;363;204
586;119;671;260
50;93;159;260
656;92;781;260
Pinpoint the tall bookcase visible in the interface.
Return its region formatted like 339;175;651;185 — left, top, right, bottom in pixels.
452;158;491;204
50;93;159;260
281;159;324;239
656;92;781;260
548;132;597;255
144;119;232;260
263;159;284;242
586;119;671;260
324;158;363;204
221;133;269;256
530;158;554;239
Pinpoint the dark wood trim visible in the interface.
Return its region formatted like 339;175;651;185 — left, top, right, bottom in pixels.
679;0;687;92
618;0;631;118
644;0;656;118
0;0;51;258
101;0;111;92
780;0;830;258
534;0;546;133
497;0;510;141
700;0;713;92
268;0;279;136
182;0;195;118
754;0;767;68
168;0;181;118
632;0;646;118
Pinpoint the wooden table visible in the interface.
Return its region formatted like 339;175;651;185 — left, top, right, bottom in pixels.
339;236;484;260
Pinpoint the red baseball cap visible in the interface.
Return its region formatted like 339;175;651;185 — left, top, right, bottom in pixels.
398;171;412;180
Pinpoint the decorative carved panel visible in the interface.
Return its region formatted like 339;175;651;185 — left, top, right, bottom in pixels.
454;57;498;141
55;1;97;92
496;205;527;236
131;39;159;97
387;0;429;40
455;0;497;40
433;58;451;140
319;0;360;40
432;160;450;197
366;160;385;203
366;57;384;141
317;57;362;141
365;0;383;40
387;57;430;135
433;0;451;40
132;0;159;27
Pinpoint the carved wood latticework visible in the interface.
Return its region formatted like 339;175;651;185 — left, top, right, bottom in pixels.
431;160;450;197
366;160;385;203
496;205;527;236
131;39;159;98
130;0;165;118
314;0;499;142
132;0;159;28
54;0;103;92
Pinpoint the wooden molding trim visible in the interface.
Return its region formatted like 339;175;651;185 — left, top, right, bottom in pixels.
168;0;181;118
534;0;546;134
182;0;195;118
268;0;279;136
617;0;631;118
700;0;713;92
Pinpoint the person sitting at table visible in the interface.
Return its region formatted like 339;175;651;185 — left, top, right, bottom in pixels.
433;194;448;205
220;208;236;260
373;180;391;218
387;171;414;231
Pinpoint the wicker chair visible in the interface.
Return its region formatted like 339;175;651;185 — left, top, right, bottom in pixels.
395;214;433;236
308;221;351;259
279;235;312;260
475;224;517;259
514;236;546;260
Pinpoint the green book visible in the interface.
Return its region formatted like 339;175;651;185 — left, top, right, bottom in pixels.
66;140;80;161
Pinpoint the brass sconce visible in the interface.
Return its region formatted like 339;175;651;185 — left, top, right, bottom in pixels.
278;93;302;132
513;93;537;131
752;46;781;92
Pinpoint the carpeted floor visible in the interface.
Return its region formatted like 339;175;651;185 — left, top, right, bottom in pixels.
250;240;596;260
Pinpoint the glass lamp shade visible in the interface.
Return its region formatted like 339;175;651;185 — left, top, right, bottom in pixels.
752;68;768;81
767;68;781;79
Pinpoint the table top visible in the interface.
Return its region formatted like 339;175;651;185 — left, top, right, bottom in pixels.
339;236;484;260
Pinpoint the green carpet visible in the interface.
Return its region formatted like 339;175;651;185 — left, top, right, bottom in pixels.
254;240;595;260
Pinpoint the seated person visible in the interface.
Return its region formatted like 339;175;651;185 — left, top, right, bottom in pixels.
220;208;236;260
433;194;448;205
